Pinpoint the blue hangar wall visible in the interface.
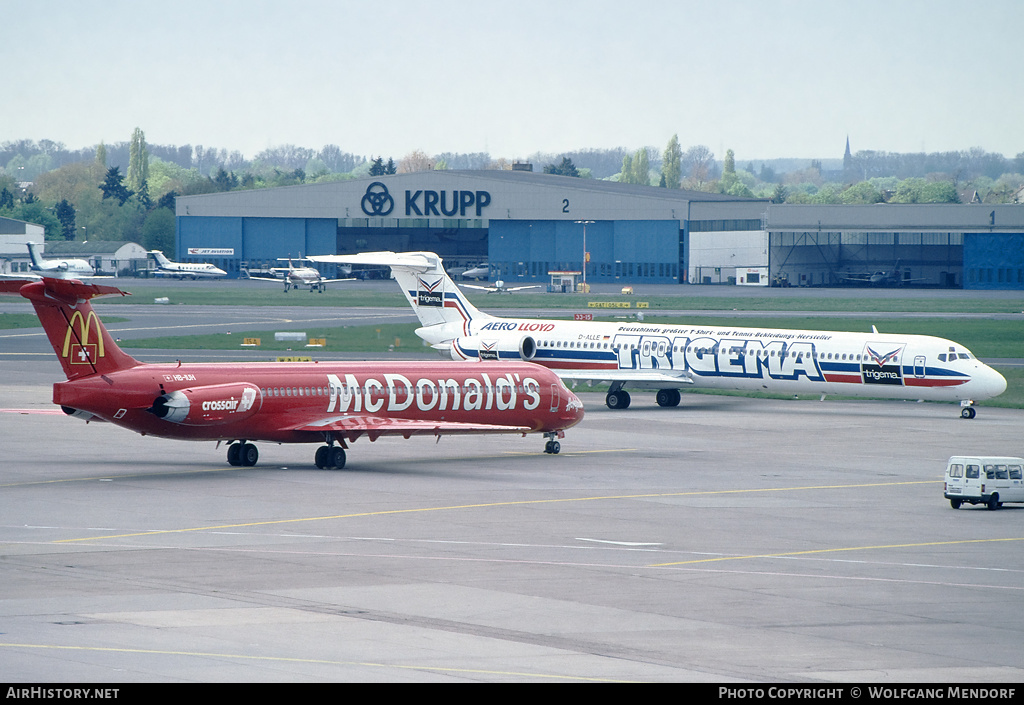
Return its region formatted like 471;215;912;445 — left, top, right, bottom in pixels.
176;217;337;276
489;220;681;284
964;233;1024;289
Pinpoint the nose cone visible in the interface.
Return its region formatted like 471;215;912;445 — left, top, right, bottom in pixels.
982;364;1008;399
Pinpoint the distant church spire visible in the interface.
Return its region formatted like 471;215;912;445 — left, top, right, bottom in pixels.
843;136;855;181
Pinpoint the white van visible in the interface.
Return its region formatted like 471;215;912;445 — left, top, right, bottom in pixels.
945;456;1024;510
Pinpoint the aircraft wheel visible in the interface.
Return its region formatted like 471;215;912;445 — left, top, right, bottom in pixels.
329;447;347;470
606;390;631;409
227;443;241;466
949;498;962;509
315;446;329;469
656;389;681;407
546;441;560;454
961;407;976;419
240;443;259;467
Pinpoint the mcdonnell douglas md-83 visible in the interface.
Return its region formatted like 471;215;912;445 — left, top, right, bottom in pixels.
0;278;583;468
309;251;1007;418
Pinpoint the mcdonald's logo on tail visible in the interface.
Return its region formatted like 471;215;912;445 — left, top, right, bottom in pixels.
1;277;140;380
64;310;105;365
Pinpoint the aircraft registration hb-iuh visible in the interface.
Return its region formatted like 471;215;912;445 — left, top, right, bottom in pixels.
309;251;1008;418
0;278;583;468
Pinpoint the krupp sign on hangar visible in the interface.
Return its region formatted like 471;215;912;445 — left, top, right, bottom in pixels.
359;181;492;218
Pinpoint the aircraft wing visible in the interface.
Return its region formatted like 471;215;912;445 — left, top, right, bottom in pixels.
458;283;495;291
0;272;112;281
307;251;437;272
554;369;696;385
246;273;286;281
505;285;542;292
290;413;532;441
0;273;43;283
318;277;357;284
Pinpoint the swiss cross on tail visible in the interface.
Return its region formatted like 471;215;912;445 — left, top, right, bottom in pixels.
70;344;98;364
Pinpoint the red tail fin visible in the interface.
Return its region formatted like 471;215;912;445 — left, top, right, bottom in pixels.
6;278;140;380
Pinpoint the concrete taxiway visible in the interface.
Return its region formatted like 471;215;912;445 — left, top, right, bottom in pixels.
2;354;1023;682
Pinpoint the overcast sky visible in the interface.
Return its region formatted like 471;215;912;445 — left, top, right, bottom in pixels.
6;0;1022;164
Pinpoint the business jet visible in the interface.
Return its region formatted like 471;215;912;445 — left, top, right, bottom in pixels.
249;257;354;292
0;242;98;280
308;251;1007;418
0;277;582;467
461;263;489;280
148;250;227;279
460;280;543;294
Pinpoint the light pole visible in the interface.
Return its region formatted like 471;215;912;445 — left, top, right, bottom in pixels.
574;220;594;292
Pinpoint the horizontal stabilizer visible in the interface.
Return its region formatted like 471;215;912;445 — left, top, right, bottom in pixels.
308;251;438;272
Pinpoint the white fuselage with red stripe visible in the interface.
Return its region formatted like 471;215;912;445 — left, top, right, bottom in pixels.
306;251;1008;406
451;316;1004;402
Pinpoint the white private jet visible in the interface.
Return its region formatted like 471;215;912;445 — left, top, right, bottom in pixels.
460;263;489;280
308;251;1007;418
248;257;354;293
0;242;99;280
148;251;227;279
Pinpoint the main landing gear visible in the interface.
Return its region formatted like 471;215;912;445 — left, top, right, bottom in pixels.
314;444;347;469
605;382;630;409
604;384;682;409
226;440;347;469
227;441;259;467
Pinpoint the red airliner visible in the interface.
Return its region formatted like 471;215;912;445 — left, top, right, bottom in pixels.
1;278;583;469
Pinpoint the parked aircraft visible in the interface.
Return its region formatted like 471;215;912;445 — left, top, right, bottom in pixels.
0;242;98;280
0;277;583;467
460;280;543;294
460;264;489;280
148;250;227;279
839;261;928;287
248;257;354;292
309;251;1007;418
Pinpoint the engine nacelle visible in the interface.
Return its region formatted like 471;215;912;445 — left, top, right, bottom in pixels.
149;383;262;425
450;335;536;362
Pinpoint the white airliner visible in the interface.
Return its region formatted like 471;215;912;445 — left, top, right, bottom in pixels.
249;257;354;293
148;250;227;279
0;242;98;280
309;251;1008;418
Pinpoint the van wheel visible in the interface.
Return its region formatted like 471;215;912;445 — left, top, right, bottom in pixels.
987;494;1000;510
949;498;962;509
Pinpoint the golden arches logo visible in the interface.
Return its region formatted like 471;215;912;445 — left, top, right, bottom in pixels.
62;309;104;364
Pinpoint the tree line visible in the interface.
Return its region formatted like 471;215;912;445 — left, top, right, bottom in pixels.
2;131;1022;246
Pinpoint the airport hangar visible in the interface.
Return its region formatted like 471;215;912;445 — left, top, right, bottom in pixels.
175;170;1024;290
